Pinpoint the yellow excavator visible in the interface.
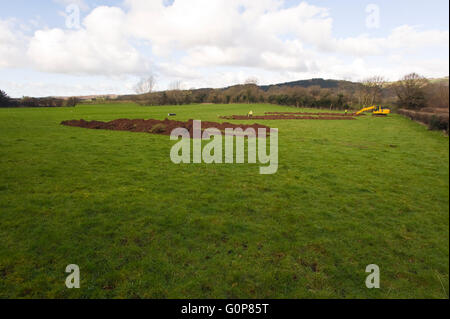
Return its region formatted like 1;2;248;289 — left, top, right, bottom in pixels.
356;105;391;116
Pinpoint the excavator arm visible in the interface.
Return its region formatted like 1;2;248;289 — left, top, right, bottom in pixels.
356;106;375;115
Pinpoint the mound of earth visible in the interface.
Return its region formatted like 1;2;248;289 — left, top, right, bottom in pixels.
61;118;272;137
220;115;356;120
265;112;361;116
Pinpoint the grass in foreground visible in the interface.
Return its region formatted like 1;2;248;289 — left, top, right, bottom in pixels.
0;103;448;298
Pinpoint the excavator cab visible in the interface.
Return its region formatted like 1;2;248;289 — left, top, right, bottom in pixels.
372;106;391;116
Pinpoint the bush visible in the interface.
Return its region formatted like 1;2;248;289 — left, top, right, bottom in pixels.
398;109;449;133
420;107;449;114
0;90;12;108
429;115;449;132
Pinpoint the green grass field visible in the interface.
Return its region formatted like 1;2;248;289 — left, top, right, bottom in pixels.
0;103;448;298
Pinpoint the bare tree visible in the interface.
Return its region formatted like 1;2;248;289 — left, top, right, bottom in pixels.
168;80;182;91
426;81;449;109
360;76;385;106
167;80;184;105
394;73;429;110
245;77;259;86
135;75;156;94
243;77;259;104
436;82;449;109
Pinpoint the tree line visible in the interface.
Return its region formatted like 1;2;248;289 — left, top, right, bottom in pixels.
2;73;448;111
0;91;79;108
128;73;449;111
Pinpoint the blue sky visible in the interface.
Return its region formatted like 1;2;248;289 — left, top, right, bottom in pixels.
0;0;448;97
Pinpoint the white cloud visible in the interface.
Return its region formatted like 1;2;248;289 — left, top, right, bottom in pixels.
331;25;449;57
124;0;331;67
0;77;136;98
122;0;448;77
386;25;449;50
0;19;29;69
27;6;151;76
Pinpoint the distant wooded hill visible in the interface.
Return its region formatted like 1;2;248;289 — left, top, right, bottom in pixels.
258;78;358;91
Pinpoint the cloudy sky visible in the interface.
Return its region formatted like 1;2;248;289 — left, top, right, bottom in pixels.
0;0;448;97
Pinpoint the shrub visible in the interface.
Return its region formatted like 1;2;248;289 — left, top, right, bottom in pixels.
429;115;449;132
398;109;449;133
0;90;11;107
420;107;449;114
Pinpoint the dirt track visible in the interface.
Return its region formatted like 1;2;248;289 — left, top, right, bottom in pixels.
61;118;272;137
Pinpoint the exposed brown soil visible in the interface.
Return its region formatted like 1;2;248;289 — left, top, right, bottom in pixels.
61;118;272;137
220;115;356;120
265;111;362;116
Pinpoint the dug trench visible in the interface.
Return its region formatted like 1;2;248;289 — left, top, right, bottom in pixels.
61;118;272;137
220;114;357;120
265;112;364;116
